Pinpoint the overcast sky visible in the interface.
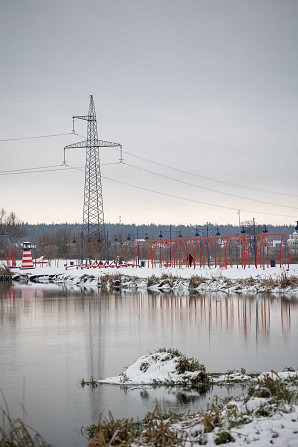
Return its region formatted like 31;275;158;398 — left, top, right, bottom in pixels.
1;0;298;228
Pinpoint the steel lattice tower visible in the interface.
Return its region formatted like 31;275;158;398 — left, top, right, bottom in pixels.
65;95;122;240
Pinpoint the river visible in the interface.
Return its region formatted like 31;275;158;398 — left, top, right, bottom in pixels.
0;282;297;446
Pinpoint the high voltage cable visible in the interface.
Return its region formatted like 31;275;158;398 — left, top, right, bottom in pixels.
0;164;64;174
107;146;298;199
100;175;297;219
0;97;87;103
0;162;120;175
0;132;73;142
0;128;295;217
63;163;296;218
100;102;293;168
51;132;298;198
0;166;72;176
5;156;295;214
124;162;298;211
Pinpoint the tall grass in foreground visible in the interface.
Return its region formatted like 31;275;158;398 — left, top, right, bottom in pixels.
0;391;52;447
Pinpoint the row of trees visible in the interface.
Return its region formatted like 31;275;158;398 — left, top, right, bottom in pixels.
37;230;137;261
1;208;297;262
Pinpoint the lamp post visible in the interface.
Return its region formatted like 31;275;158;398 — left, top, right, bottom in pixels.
128;227;149;265
72;229;84;265
240;220;268;267
158;225;183;240
195;223;220;238
158;226;183;263
106;231;110;262
114;235;118;260
194;223;221;267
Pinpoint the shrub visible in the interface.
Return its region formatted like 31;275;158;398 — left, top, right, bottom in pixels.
147;275;159;287
214;431;235;445
0;264;12;279
176;356;206;374
189;275;206;289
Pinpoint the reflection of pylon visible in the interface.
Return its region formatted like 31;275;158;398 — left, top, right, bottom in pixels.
21;242;34;269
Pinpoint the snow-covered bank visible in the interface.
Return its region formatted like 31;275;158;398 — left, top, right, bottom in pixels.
87;350;298;446
8;262;298;295
98;349;297;387
98;349;210;387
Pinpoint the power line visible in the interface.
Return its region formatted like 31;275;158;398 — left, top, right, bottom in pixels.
0;97;87;103
0;164;63;174
0;161;119;176
63;162;296;218
5;157;294;218
69;132;298;198
0;166;72;176
108;146;298;199
0;132;73;142
124;162;298;211
100;101;294;168
101;174;297;219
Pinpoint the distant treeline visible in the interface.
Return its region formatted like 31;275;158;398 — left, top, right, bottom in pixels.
19;222;295;243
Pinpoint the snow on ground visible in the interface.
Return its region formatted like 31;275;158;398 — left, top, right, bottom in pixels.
9;261;298;295
98;350;298;386
94;350;298;447
98;350;208;386
12;260;298;280
200;405;298;446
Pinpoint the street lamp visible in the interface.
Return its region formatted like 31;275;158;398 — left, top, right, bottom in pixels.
159;225;183;240
240;219;269;267
127;228;149;265
194;223;221;267
72;229;84;265
195;223;221;238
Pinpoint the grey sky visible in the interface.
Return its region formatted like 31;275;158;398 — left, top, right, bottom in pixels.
1;0;298;226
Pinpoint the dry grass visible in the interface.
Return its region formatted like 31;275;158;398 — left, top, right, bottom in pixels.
189;275;206;289
237;272;298;290
0;417;52;447
199;403;223;433
0;408;52;447
100;273;122;289
85;405;185;446
147;275;159;288
0;264;12;280
84;373;298;446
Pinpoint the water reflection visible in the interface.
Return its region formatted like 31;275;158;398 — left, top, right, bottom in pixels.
1;283;298;447
1;284;297;372
1;285;296;343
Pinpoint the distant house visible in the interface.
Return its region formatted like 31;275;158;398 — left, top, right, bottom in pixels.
288;229;298;251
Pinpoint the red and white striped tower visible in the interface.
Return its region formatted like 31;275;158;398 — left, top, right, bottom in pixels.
20;242;34;269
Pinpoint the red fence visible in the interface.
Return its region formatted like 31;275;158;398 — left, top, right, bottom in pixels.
136;234;289;269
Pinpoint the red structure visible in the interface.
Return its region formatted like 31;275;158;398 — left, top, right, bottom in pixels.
136;234;289;269
4;249;11;267
12;248;17;267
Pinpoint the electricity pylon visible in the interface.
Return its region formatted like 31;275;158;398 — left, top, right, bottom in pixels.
64;95;122;241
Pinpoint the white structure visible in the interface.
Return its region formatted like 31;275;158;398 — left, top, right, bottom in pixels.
288;229;298;251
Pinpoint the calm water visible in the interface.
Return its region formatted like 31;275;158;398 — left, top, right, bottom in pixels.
0;283;297;446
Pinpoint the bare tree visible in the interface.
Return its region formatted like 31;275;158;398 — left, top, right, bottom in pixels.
0;209;25;238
